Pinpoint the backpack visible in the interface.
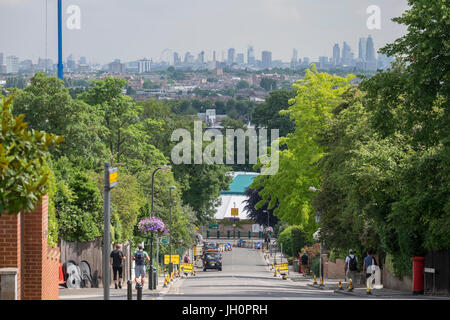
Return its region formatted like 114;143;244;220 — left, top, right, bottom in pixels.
349;255;358;271
135;251;145;266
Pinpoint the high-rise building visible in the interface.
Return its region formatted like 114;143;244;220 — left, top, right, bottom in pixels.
236;53;244;65
173;52;181;65
303;57;310;66
358;38;367;61
261;51;272;69
108;59;124;73
184;52;194;64
291;49;298;69
6;56;19;74
247;46;255;65
319;56;329;69
227;48;235;65
365;35;377;70
79;56;87;65
341;42;353;66
365;35;376;62
198;51;205;64
213;51;216;62
138;58;151;73
0;52;4;66
332;43;340;65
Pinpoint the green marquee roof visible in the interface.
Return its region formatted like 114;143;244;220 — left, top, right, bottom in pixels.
221;173;258;195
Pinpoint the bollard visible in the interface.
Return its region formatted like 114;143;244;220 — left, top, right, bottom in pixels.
338;280;343;290
366;281;372;295
348;278;353;292
136;283;143;300
320;276;324;287
313;275;317;285
127;280;132;300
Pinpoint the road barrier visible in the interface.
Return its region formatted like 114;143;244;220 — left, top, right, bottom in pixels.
181;263;193;275
348;279;353;292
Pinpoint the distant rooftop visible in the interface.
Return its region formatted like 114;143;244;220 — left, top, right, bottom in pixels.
221;172;258;195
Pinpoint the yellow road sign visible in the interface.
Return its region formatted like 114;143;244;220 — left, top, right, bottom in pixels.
181;263;193;273
164;254;180;264
231;208;239;216
276;263;289;274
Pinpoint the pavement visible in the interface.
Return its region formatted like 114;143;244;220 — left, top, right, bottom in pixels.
258;247;450;300
59;272;188;300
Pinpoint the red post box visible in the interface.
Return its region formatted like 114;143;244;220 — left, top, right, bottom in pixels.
411;257;425;295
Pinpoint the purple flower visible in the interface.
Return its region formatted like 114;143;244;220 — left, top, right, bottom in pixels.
138;217;167;235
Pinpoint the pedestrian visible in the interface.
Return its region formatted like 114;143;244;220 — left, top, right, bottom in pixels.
110;244;126;289
133;245;150;289
184;255;190;263
344;249;358;282
362;249;377;281
301;251;309;276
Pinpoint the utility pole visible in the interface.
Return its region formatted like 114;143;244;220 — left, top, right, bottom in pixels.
103;163;117;300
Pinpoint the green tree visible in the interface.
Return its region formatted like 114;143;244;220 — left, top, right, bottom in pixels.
0;95;62;214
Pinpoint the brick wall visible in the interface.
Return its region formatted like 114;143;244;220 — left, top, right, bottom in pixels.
0;212;21;299
0;195;59;300
323;255;346;279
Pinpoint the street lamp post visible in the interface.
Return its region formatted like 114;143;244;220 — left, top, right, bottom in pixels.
149;165;171;290
309;186;323;286
169;186;176;275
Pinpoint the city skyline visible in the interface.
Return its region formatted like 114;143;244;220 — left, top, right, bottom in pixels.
1;0;408;65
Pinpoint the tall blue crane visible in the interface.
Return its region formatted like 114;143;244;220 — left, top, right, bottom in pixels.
57;0;63;80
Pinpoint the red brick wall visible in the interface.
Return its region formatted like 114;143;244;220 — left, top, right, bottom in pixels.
323;255;346;279
0;212;21;299
0;195;59;300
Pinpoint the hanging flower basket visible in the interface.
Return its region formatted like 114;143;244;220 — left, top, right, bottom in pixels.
137;217;167;235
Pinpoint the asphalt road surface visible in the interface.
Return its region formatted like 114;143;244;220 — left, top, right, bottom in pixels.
160;246;358;300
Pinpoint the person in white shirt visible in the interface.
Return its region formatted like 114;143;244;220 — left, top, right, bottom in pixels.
344;249;358;282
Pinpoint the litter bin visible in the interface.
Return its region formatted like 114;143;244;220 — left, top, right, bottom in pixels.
227;230;230;239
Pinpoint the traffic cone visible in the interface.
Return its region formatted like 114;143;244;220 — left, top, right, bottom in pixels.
273;267;277;277
348;278;353;292
320;276;324;287
338;279;343;290
163;277;168;288
313;275;317;285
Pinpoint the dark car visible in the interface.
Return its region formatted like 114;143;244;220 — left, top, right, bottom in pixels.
203;251;222;271
203;242;217;251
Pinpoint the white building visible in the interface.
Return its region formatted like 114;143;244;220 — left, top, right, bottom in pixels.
6;56;19;74
138;59;151;73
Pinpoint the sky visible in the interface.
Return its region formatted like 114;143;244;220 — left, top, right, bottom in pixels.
0;0;409;65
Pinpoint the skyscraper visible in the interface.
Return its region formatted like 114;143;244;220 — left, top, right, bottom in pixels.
236;53;244;65
358;38;367;61
227;48;235;65
291;49;298;69
332;43;340;65
341;42;353;66
261;51;272;69
365;35;376;62
198;51;205;64
247;46;255;65
173;52;180;65
0;52;4;66
213;51;216;62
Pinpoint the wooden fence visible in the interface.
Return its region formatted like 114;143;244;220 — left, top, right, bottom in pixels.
60;238;133;288
425;250;450;295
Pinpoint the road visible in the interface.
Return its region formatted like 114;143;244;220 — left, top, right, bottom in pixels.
161;246;361;300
